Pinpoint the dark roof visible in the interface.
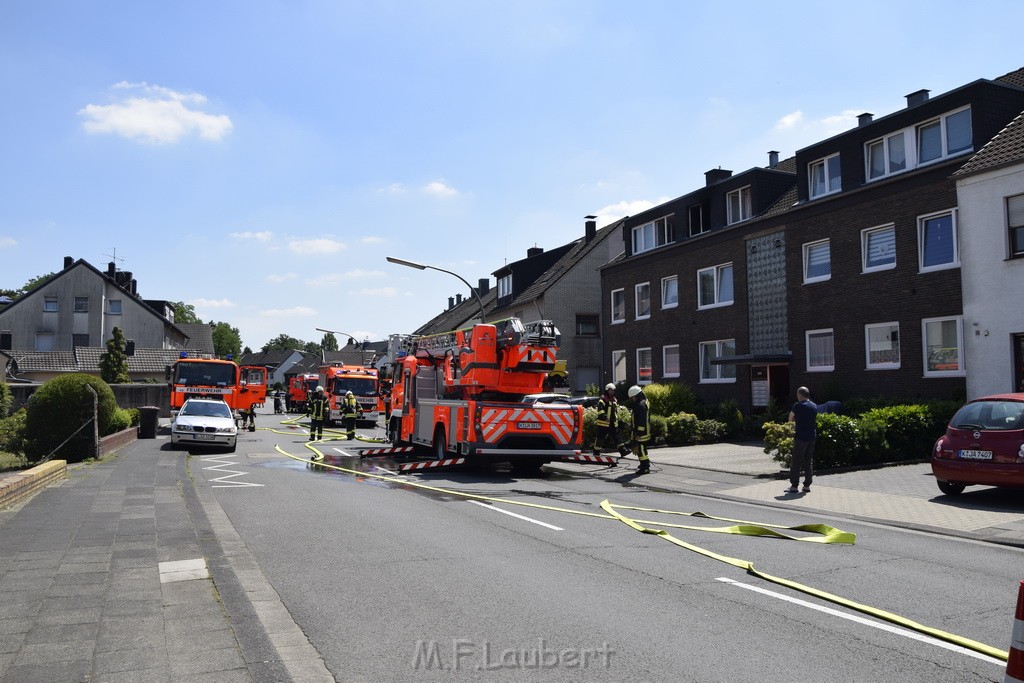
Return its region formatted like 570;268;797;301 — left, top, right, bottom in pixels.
995;67;1024;90
237;348;301;368
285;354;322;375
773;155;797;174
759;185;800;220
4;347;182;376
413;287;499;335
177;323;216;355
323;343;379;366
953;108;1024;177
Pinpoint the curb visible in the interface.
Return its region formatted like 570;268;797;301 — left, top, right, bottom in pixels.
0;459;67;509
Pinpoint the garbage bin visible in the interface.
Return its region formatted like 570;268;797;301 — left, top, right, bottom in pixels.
138;406;160;439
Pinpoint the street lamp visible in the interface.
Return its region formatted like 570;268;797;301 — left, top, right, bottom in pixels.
315;327;358;347
386;256;486;324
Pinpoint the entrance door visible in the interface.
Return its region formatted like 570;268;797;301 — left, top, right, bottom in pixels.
769;365;790;408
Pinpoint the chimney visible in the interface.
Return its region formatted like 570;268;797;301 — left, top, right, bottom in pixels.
905;89;930;108
456;293;463;305
476;277;490;295
130;279;137;296
858;112;874;127
107;262;116;277
767;151;779;169
527;246;544;258
63;256;74;269
584;215;597;241
705;168;733;186
448;296;455;310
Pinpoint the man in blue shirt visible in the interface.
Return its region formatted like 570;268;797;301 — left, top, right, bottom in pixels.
786;386;817;493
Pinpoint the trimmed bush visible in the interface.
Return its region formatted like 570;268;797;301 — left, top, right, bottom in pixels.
696;418;729;444
643;383;698;417
107;408;134;434
667;412;700;445
24;374;119;463
0;381;12;417
813;413;862;470
0;408;27;456
763;421;794;465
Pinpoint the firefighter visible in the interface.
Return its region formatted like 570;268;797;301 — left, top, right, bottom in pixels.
592;383;625;456
342;390;362;440
626;385;651;474
306;386;329;441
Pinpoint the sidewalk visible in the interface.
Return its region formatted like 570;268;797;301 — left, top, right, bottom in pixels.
548;441;1024;548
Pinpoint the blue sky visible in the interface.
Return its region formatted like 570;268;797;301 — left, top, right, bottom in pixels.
3;1;1023;350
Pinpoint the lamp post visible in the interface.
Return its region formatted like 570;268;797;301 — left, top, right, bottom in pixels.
386;256;485;324
315;327;358;347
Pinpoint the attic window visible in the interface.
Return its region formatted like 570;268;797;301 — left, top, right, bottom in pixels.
497;274;512;298
43;296;58;312
109;299;122;315
74;296;89;312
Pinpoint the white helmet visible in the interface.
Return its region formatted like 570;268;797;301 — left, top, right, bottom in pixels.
605;383;616;392
316;385;324;393
627;385;641;398
346;390;354;396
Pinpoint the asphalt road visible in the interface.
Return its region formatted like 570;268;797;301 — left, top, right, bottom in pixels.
187;416;1020;681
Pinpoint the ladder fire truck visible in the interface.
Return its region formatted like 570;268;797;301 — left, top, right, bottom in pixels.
166;355;267;415
319;364;380;424
385;318;612;473
287;373;319;413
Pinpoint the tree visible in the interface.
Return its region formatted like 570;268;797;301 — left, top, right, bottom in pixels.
302;340;322;355
262;334;306;353
1;272;57;301
171;301;202;325
321;332;339;352
212;322;242;358
99;327;130;384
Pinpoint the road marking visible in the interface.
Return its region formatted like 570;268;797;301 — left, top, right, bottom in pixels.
331;447;356;456
716;577;1004;667
201;454;265;488
469;500;563;531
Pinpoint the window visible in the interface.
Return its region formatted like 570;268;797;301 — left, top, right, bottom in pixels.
632;216;673;254
612;350;627;384
0;331;11;351
610;289;625;324
809;153;841;198
35;333;54;351
109;299;122;315
636;347;652;384
865;322;900;369
1009;194;1024;258
727;187;752;225
74;296;89;312
866;106;972;181
862;224;896;272
661;276;678;308
634;283;651;319
688;204;706;236
663;345;680;378
575;314;599;336
923;317;964;376
919;210;958;271
699;339;736;382
806;329;835;372
803;239;831;283
497;274;512;298
72;334;89;347
43;296;58;312
697;263;734;308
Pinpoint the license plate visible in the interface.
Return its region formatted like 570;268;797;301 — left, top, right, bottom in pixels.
516;422;541;430
193;434;217;441
958;449;992;460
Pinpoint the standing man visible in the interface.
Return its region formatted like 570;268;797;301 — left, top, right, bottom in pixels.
592;383;623;456
626;385;651;474
306;385;329;442
786;386;818;493
342;390;362;440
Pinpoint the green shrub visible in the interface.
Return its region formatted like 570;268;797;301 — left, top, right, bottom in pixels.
0;409;27;456
763;421;794;465
650;414;668;445
643;382;697;417
666;412;699;445
0;381;12;418
126;407;141;427
859;404;941;462
813;413;862;470
714;398;745;436
24;374;119;463
107;408;134;434
696;418;729;443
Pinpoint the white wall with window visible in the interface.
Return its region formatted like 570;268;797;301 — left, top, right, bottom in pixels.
663;345;680;378
726;186;751;225
636;347;652;384
697;263;734;309
108;299;122;314
632;216;673;254
865;322;900;369
806;329;835;372
35;332;54;351
635;282;651;319
809;153;841;198
1010;194;1024;258
74;296;89;312
699;339;736;382
610;289;625;324
862;223;896;272
43;296;58;312
802;239;831;283
866;106;972;181
612;350;627;385
661;276;678;308
918;209;959;272
922;316;964;376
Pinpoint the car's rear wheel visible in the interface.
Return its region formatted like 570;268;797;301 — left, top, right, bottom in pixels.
937;480;966;496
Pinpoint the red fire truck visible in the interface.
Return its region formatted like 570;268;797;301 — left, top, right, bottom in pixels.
319;364;380;424
287;373;320;413
166;356;267;414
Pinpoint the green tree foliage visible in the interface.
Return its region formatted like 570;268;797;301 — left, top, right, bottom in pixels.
171;301;202;325
642;382;698;416
24;374;119;463
1;272;57;301
99;327;130;383
302;340;322;355
0;380;12;417
212;321;242;358
321;332;339;352
262;334;306;353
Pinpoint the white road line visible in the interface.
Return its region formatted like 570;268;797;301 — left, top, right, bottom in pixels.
716;577;1004;667
469;500;564;531
201;454;265;488
331;447;355;456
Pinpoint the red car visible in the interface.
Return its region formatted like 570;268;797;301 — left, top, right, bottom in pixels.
931;393;1024;495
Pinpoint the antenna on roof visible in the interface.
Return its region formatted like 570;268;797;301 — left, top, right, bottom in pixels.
103;247;125;268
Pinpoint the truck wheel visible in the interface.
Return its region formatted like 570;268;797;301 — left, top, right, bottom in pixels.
388;417;400;444
511;459;545;476
433;427;447;460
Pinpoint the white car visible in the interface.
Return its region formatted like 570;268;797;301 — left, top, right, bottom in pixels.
521;393;572;405
171;398;238;452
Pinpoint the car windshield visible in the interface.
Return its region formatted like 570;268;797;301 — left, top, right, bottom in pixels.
331;378;376;395
174;361;236;387
951;400;1024;431
181;401;232;419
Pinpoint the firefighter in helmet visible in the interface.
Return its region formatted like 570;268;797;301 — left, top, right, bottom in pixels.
342;390;362;440
592;383;626;457
626;385;651;474
306;385;329;442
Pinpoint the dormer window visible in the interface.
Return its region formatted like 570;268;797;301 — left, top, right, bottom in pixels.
497;274;512;298
809;153;841;198
632;216;673;254
866;106;972;181
726;187;751;225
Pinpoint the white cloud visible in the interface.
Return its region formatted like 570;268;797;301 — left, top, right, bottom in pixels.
287;238;346;254
774;109;860;138
378;183;408;194
591;198;673;226
0;237;15;249
775;111;803;130
357;286;397;297
259;306;318;317
78;81;233;144
266;273;297;283
423;181;458;198
189;298;235;309
231;230;273;241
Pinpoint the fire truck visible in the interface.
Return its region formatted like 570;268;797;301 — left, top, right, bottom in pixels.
166;356;267;414
319;364;380;424
287;373;319;413
386;318;598;473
